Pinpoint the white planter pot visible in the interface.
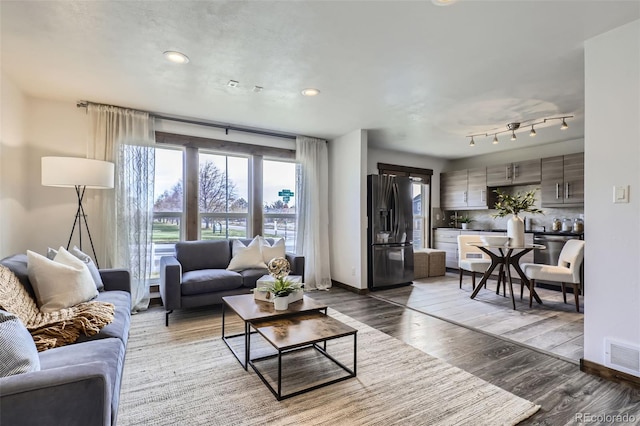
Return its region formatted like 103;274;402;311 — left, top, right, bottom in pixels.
461;223;468;230
507;215;525;247
273;296;289;311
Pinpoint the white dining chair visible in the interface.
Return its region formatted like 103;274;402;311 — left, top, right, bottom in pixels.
457;235;493;290
521;239;585;312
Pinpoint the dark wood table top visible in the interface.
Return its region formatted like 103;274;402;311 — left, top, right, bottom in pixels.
222;294;327;321
251;312;357;350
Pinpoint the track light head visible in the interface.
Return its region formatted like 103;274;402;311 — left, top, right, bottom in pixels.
511;131;517;141
469;136;475;147
561;119;568;129
530;126;536;137
493;134;499;144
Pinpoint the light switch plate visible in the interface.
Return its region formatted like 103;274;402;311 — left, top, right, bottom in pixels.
613;185;630;203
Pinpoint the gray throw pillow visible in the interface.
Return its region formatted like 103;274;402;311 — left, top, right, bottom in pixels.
0;310;40;377
48;246;104;291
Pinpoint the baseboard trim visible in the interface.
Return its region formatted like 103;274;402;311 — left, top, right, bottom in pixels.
580;358;640;388
331;280;369;295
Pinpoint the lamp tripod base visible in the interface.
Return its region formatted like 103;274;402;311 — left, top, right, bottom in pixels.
67;185;100;268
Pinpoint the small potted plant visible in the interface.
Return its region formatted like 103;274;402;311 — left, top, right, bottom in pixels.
458;216;474;230
266;278;301;310
492;189;543;246
450;214;474;229
259;257;302;310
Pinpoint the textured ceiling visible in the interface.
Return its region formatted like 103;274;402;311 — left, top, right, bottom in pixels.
1;1;639;159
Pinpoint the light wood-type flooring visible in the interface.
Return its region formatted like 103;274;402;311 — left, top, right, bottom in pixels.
371;272;584;362
301;285;640;425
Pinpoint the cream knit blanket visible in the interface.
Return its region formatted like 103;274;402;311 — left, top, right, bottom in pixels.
0;265;115;351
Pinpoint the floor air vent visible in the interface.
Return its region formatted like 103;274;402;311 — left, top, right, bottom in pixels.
605;339;640;376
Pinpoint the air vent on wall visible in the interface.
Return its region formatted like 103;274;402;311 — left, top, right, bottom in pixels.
605;339;640;376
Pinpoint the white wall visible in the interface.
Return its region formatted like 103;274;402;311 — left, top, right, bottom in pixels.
584;20;640;374
367;148;448;208
328;130;367;289
447;138;584;171
25;98;88;256
0;73;28;257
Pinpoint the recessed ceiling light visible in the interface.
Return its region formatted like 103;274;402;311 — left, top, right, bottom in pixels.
432;0;458;5
301;88;320;97
228;80;239;88
253;86;263;93
163;51;190;64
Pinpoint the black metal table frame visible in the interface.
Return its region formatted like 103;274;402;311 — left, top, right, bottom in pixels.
248;324;357;401
469;245;543;310
221;302;328;371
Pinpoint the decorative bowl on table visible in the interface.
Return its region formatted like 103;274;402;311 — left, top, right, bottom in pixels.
480;236;509;246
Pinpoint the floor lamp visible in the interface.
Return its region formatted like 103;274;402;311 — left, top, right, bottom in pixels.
41;157;115;268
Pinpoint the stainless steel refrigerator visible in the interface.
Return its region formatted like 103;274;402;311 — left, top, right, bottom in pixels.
367;174;414;290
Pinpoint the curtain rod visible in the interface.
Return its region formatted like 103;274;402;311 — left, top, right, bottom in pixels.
76;100;297;140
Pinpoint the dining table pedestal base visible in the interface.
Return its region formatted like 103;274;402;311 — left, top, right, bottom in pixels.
469;244;544;310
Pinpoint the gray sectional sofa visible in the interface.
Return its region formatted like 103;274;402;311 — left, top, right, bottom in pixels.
0;254;131;426
160;238;304;326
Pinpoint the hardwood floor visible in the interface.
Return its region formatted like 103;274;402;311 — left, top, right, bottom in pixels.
371;272;584;362
303;286;640;425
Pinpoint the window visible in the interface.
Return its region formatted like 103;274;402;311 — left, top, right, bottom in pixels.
152;132;298;266
263;159;297;252
152;147;184;279
412;181;430;249
198;152;249;240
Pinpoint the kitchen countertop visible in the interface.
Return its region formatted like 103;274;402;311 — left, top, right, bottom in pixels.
434;227;584;237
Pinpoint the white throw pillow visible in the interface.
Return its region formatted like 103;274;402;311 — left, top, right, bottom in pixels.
47;246;104;291
27;249;98;313
259;237;286;264
227;237;267;271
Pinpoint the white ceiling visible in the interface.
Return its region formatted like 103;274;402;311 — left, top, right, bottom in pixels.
1;1;639;159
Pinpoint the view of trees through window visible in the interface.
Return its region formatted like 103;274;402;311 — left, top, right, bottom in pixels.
198;153;249;240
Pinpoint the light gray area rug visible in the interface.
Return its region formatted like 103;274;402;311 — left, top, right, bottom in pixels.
118;307;540;425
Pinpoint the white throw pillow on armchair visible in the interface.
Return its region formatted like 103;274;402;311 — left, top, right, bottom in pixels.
227;237;268;271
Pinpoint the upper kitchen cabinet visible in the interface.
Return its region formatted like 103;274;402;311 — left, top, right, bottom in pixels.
486;159;541;187
541;153;584;207
441;167;487;210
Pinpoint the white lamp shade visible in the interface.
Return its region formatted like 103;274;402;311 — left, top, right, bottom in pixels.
41;157;115;189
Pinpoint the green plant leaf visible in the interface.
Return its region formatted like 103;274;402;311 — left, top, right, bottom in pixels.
491;188;544;218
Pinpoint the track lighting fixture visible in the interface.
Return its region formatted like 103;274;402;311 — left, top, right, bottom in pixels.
466;115;573;147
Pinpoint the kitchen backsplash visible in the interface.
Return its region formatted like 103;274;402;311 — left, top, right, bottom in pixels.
443;184;584;232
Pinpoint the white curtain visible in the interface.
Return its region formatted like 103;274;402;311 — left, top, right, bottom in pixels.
87;104;155;312
295;136;331;290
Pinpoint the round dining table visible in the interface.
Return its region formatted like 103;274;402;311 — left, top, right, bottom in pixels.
468;243;546;310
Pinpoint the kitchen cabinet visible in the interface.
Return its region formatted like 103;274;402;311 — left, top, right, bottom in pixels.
541;153;584;207
433;229;460;269
486;159;541;187
467;168;488;208
440;167;488;210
